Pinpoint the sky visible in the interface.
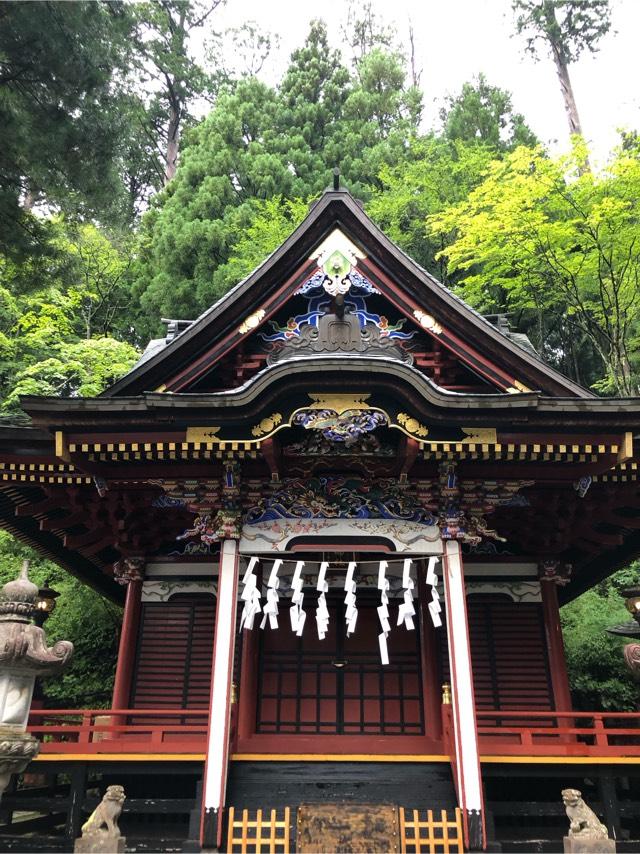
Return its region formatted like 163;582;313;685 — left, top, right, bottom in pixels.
206;0;639;165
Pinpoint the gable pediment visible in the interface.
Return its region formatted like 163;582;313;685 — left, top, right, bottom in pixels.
105;191;592;400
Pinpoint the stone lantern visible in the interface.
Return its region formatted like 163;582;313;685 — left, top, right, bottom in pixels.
607;582;640;680
0;561;73;799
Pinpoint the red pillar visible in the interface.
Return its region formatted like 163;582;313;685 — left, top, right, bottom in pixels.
541;579;573;711
111;576;143;710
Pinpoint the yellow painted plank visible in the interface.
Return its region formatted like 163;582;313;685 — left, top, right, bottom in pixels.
33;753;206;762
230;753;449;762
480;755;640;765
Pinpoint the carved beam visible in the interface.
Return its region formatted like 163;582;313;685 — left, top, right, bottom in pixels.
15;497;58;517
39;512;87;532
64;527;110;549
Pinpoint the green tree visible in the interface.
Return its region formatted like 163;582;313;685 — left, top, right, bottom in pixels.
440;74;538;152
512;0;611;142
0;220;139;410
131;22;422;335
212;197;308;295
0;532;120;708
342;0;396;65
561;565;640;711
0;1;136;255
132;0;224;184
367;136;496;280
428;142;640;395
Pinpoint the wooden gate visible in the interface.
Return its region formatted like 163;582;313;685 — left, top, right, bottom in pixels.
399;807;464;854
226;807;291;854
226;806;463;854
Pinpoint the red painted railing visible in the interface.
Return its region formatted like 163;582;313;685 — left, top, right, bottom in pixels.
26;708;640;759
27;708;209;754
476;710;640;757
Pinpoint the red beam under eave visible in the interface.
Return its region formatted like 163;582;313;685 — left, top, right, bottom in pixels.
358;257;518;393
165;258;318;393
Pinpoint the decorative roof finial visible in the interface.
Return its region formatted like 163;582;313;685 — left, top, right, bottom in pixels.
333;167;340;191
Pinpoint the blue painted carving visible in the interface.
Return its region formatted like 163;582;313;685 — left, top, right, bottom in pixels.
296;269;380;296
293;408;388;444
245;476;437;525
262;273;415;345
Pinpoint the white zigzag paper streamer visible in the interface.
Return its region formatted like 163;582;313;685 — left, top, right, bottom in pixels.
343;561;358;637
426;556;442;628
377;560;390;665
239;556;261;631
316;561;329;639
397;558;416;630
260;558;283;630
289;560;306;636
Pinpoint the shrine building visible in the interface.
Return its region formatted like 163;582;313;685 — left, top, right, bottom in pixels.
1;187;640;852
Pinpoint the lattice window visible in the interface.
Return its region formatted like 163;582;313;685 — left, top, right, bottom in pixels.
226;807;291;854
257;598;424;735
399;807;464;854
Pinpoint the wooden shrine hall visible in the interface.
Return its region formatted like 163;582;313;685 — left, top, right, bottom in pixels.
1;188;640;852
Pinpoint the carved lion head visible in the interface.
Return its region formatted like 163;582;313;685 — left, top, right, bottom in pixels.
105;785;126;803
561;788;582;806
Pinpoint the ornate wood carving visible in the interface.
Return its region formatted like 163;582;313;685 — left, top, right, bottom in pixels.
297;803;399;854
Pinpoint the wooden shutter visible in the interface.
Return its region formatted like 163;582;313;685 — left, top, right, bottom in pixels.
131;595;216;709
439;601;554;711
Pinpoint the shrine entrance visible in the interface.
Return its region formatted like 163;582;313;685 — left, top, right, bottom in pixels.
234;531;444;753
256;595;425;737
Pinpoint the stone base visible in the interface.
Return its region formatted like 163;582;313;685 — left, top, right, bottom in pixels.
563;836;616;854
74;833;126;853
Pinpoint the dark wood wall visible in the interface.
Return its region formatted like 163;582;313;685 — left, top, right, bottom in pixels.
226;761;457;811
130;593;554;715
131;595;216;709
440;600;554;711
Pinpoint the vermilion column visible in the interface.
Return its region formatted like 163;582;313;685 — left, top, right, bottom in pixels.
442;539;485;850
541;578;573;711
200;538;240;849
111;569;143;710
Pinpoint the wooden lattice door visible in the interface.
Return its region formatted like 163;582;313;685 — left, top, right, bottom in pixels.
256;597;424;735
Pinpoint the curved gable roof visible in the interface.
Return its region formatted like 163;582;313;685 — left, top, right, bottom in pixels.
106;188;592;399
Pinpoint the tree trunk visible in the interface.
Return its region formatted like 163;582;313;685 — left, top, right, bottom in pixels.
22;183;38;211
164;99;180;185
550;43;583;138
408;21;421;89
163;7;187;186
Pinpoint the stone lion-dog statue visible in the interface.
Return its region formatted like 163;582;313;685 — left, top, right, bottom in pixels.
561;788;608;839
81;785;126;836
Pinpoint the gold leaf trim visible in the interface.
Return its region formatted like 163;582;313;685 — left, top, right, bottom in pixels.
413;310;443;335
506;380;533;394
397;413;429;438
238;309;265;334
186;426;221;443
251;413;283;438
307;394;371;415
460;427;497;444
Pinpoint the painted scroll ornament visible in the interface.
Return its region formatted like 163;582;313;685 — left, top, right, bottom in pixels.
177;509;242;546
293;408;387;444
